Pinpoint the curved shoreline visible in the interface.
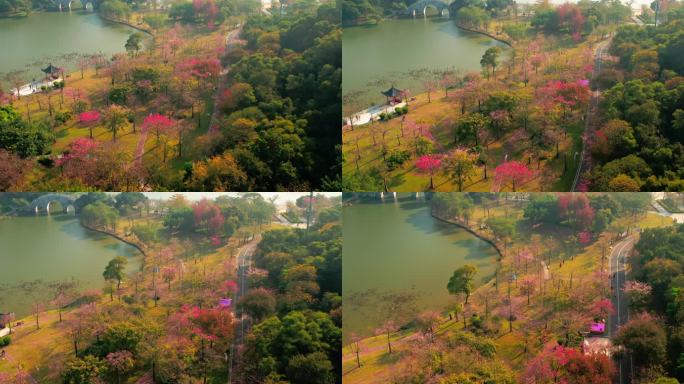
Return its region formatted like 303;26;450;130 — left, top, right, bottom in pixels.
430;209;504;260
342;18;514;120
79;221;149;260
98;14;154;36
453;22;513;48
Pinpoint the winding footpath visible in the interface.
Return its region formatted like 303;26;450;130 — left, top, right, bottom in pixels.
133;128;149;165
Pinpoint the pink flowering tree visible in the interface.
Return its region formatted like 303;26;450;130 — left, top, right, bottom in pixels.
142;113;176;163
106;350;135;383
522;344;615;384
531;54;543;74
57;138;100;183
79;110;100;138
162;266;177;290
578;231;592;245
623;281;652;311
494;161;534;191
223;280;238;296
211;234;222;246
519;275;537;305
415;154;442;190
178;57;221;81
422;79;438;103
517;248;535;273
590;298;614;319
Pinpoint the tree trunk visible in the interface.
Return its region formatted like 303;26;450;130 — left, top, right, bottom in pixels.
386;332;392;354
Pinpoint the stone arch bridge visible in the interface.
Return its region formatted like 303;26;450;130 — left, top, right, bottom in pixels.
406;0;455;17
27;194;77;215
56;0;102;11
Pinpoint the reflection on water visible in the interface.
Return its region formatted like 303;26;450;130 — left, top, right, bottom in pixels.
342;195;499;339
0;214;142;318
342;18;509;112
0;11;136;75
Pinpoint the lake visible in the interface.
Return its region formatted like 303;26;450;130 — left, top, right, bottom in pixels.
342;18;509;114
0;11;136;76
0;214;142;318
342;195;499;339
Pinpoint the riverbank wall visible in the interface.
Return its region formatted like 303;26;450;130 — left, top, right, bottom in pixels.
98;14;154;36
453;23;513;48
79;221;149;261
430;209;505;260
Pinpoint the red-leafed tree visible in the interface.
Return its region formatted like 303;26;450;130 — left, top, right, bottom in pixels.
494;161;534;191
415;155;442;190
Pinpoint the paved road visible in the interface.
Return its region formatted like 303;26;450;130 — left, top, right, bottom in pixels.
208;26;243;135
228;234;260;383
609;237;634;384
572;37;610;191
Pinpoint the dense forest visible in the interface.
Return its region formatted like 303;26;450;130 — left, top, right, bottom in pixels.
622;221;684;382
588;4;684;191
212;4;341;190
242;206;342;383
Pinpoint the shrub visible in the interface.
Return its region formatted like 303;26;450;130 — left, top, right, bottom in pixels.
54;111;73;126
0;336;11;346
385;150;411;171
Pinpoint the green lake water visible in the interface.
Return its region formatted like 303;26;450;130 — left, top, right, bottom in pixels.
342;195;499;340
0;214;142;318
342;18;509;114
0;11;136;76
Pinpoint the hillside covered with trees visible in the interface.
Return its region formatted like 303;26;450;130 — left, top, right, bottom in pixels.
588;4;684;191
0;0;340;191
0;192;341;383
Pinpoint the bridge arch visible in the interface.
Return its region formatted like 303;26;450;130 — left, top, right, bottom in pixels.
56;0;100;11
28;194;77;215
407;0;450;17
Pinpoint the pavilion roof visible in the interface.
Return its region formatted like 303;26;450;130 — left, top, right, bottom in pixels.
381;86;405;97
41;64;62;74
